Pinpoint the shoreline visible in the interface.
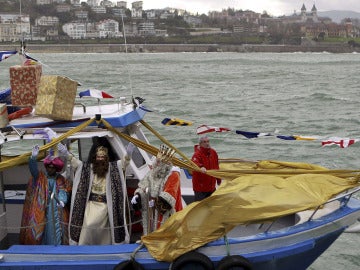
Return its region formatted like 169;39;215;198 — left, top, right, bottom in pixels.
1;43;359;53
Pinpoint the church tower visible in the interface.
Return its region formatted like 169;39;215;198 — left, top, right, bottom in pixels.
301;4;307;22
311;4;318;22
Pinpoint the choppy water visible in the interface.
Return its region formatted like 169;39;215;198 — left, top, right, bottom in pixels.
1;51;360;269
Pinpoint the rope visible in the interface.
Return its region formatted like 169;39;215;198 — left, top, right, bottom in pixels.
223;235;231;256
100;119;201;173
139;119;198;168
0;217;143;231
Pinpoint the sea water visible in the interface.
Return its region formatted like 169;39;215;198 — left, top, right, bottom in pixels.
1;51;360;269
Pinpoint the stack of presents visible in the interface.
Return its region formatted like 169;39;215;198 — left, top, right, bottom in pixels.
0;62;78;128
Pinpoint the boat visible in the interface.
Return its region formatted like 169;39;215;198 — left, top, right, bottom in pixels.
1;52;360;270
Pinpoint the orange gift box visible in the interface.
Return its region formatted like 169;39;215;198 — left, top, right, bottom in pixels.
10;65;42;106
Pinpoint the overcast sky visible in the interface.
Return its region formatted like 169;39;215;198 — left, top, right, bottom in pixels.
138;1;360;16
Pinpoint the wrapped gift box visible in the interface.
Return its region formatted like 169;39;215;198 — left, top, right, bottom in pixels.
10;65;42;106
35;75;78;121
0;103;9;128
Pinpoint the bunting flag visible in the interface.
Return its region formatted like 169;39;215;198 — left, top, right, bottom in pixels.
139;106;153;112
236;130;271;139
276;135;296;140
197;125;231;135
79;89;114;99
321;138;357;148
23;52;39;63
162;118;193;126
0;50;17;62
292;135;317;141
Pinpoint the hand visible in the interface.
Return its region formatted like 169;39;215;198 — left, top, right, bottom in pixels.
149;199;155;208
58;143;68;156
126;142;135;156
31;144;39;158
201;167;207;173
57;201;65;208
44;127;57;140
155;197;172;215
131;194;139;204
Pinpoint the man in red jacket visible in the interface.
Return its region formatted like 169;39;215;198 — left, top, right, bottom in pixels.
191;136;221;201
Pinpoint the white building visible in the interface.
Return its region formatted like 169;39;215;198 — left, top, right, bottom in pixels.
75;10;88;20
0;14;31;41
87;0;99;7
97;19;121;38
138;21;155;35
35;16;59;26
116;1;127;8
92;6;107;14
62;22;86;39
132;1;143;19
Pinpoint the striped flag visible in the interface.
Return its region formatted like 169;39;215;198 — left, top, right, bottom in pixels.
0;50;17;62
79;89;114;98
162;118;193;126
321;138;357;148
236;130;271;139
197;125;231;135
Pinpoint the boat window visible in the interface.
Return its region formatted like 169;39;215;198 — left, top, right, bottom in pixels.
0;139;47;157
70;137;119;162
119;137;146;168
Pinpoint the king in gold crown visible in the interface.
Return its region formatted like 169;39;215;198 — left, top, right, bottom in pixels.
156;145;175;163
96;146;108;157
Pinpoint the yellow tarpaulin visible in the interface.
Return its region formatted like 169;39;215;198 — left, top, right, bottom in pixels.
142;171;359;262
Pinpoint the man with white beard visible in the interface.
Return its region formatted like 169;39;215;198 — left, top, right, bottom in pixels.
131;145;183;235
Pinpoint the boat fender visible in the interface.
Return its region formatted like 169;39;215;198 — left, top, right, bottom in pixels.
170;251;214;270
113;259;145;270
216;255;253;270
8;106;32;121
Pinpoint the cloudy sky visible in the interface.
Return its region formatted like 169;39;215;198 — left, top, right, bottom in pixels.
139;1;359;16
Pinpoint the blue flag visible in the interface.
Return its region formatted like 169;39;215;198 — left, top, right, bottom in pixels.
0;50;17;62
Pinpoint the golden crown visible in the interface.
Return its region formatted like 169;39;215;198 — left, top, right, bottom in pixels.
96;146;108;157
156;145;175;163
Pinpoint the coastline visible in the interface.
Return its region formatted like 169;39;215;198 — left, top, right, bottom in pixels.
1;43;359;53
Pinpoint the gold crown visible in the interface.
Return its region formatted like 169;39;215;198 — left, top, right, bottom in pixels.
96;146;108;157
156;145;175;163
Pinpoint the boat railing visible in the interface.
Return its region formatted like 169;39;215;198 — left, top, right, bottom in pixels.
263;186;360;233
74;102;86;113
306;186;360;222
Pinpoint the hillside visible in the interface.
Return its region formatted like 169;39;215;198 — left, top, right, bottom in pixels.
318;10;360;23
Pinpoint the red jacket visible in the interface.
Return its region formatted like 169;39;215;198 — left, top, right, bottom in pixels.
191;145;220;192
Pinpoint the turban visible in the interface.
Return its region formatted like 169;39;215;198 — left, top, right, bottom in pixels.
43;156;64;172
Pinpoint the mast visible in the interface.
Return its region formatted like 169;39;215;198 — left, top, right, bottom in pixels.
19;0;25;55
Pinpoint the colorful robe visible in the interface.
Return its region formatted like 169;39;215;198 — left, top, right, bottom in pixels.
136;166;183;235
20;164;72;245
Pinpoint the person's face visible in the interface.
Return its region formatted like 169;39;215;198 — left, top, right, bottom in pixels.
45;164;57;176
200;139;210;148
96;154;106;161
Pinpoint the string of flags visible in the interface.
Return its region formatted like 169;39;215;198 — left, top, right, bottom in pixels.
1;50;40;64
160;117;358;148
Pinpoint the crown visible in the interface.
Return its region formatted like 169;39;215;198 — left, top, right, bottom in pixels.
156;145;175;163
96;146;108;157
